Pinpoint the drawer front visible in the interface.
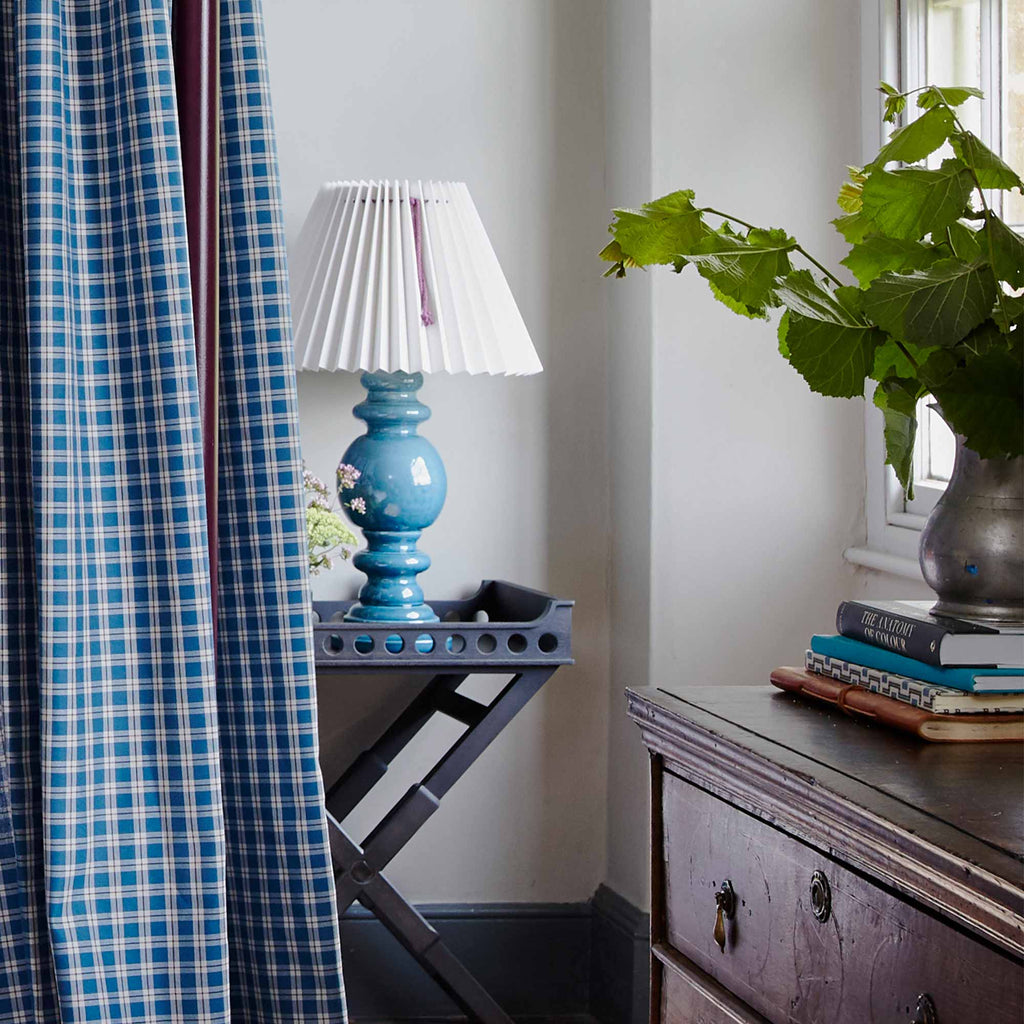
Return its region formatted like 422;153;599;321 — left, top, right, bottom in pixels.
656;943;767;1024
662;770;1023;1024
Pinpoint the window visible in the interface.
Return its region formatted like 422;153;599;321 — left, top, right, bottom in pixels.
905;396;956;514
849;0;1020;577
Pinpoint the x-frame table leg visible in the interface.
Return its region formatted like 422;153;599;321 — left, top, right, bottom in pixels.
327;666;556;1023
329;821;514;1024
325;672;468;821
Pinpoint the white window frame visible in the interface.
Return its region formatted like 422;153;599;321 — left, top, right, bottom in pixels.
847;0;1005;579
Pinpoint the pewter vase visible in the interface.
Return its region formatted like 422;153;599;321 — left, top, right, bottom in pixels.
919;436;1024;624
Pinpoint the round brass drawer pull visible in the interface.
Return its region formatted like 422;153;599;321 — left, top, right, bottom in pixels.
809;870;832;923
911;994;937;1024
713;879;736;952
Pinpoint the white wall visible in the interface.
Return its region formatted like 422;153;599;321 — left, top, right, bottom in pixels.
264;0;610;903
267;0;936;912
647;0;866;694
603;0;654;913
600;0;936;911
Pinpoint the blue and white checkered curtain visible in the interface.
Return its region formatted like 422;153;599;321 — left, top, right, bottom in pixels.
0;1;347;1020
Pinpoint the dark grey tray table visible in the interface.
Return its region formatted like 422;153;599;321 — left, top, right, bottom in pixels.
313;580;573;1024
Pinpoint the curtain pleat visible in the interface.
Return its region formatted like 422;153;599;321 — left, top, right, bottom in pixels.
0;5;52;1018
0;1;346;1020
214;1;345;1019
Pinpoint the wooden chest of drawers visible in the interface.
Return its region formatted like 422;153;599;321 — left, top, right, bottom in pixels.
627;686;1024;1024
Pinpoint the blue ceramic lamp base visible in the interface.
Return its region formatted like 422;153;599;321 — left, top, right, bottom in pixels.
338;370;447;623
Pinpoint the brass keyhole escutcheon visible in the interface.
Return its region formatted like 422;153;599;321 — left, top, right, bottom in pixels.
713;879;736;952
911;994;937;1024
809;870;832;923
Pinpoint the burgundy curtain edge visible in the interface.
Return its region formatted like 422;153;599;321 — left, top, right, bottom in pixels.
172;0;221;627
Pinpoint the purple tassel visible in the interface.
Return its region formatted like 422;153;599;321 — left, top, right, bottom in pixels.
409;197;435;327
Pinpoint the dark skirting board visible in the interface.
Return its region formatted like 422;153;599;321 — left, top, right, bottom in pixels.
339;888;649;1023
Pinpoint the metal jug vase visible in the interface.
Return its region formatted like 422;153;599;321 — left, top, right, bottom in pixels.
919;436;1024;624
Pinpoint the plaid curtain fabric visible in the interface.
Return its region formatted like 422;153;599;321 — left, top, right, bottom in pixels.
0;1;346;1021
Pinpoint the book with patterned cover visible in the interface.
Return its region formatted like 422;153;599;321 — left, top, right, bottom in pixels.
805;650;1024;715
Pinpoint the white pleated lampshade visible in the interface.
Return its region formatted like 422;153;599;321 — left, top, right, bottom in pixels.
290;180;542;376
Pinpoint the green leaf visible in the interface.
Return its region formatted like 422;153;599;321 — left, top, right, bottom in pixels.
931;343;1024;458
871;338;938;381
605;190;709;269
879;81;900;97
841;237;943;287
869;106;955;168
945;220;983;262
917;85;984;109
862;258;996;347
873;377;923;496
957;319;1010;359
993;292;1023;334
876;375;921;416
777;309;791;358
832;211;873;244
883;93;907;124
599;239;632;277
685;227;796;311
950;132;1024;191
707;279;768;320
836;167;868;213
981;213;1024;288
774;271;885;397
917;347;960;392
860;159;975;240
776;272;866;324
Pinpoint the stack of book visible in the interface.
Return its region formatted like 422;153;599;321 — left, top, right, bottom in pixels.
772;599;1024;742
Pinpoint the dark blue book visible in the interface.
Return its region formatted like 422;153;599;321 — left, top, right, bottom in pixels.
810;634;1024;694
835;599;1024;667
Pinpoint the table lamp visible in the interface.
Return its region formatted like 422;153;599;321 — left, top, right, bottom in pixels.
290;180;542;623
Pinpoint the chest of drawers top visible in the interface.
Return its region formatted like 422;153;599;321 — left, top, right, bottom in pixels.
627;685;1024;958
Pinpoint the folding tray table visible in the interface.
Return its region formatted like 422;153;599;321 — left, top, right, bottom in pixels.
313;580;574;1024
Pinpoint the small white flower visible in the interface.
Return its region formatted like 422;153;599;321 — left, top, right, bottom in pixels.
302;460;358;574
337;462;362;491
347;496;367;515
303;465;331;507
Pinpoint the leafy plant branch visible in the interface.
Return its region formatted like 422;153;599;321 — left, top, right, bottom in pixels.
601;83;1023;497
913;87;1010;326
700;207;846;288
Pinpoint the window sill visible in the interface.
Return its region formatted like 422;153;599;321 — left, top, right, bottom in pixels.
843;546;925;581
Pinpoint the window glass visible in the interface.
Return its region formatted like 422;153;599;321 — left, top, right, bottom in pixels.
1004;0;1024;225
914;397;956;484
927;0;982;138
